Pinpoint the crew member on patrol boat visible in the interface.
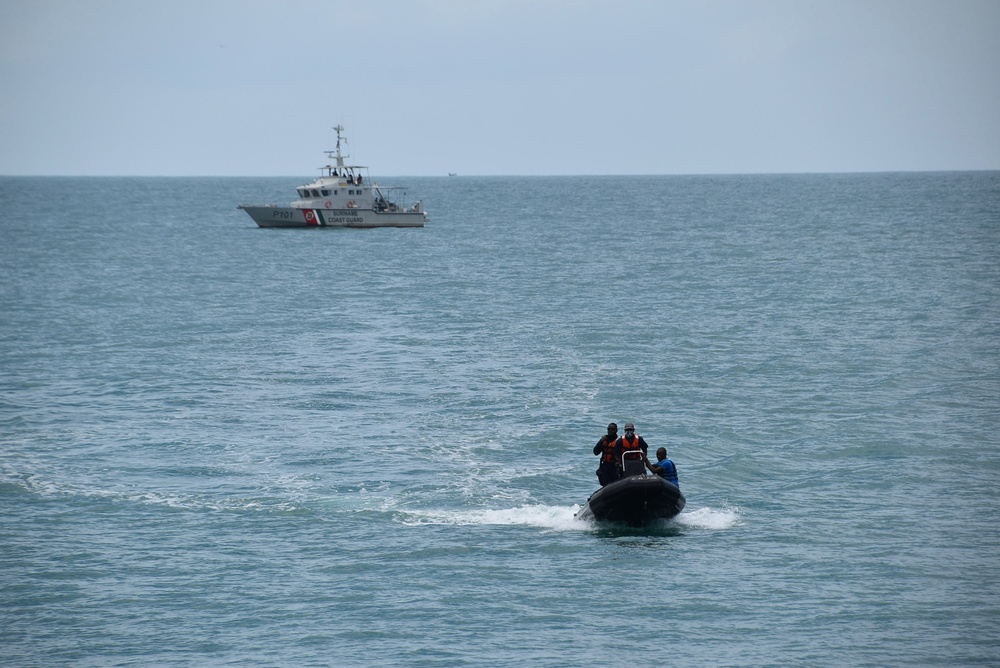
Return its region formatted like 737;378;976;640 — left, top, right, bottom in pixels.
646;447;679;486
614;422;648;475
593;422;620;487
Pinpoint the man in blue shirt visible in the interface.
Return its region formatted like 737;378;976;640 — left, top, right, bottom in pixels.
647;447;679;486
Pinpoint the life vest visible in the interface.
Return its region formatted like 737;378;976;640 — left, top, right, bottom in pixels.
657;459;679;485
598;435;617;464
619;433;642;454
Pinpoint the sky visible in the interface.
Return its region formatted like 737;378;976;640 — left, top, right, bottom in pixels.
1;0;999;176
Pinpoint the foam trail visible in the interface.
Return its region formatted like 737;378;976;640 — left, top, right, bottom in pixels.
400;504;742;532
676;505;743;530
401;504;588;531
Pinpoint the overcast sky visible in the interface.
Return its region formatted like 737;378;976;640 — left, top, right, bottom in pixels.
2;0;998;176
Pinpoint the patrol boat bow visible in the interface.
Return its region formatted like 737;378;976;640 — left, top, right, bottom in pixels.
577;452;685;526
238;125;427;228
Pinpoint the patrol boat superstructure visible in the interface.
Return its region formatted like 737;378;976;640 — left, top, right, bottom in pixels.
238;125;427;228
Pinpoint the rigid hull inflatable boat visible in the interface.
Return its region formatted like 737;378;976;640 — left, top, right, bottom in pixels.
577;454;685;526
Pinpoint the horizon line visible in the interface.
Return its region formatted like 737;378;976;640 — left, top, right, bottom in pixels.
3;168;999;179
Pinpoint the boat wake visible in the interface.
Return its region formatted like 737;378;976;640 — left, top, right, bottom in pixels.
399;504;584;531
397;503;742;532
674;504;743;530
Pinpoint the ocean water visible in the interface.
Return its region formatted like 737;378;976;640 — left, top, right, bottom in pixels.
1;172;998;667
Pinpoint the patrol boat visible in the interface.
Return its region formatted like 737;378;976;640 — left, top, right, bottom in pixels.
238;125;427;228
576;452;685;526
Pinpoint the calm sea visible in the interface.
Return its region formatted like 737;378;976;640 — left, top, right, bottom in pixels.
1;172;998;667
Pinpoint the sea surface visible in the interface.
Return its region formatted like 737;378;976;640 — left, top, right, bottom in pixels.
1;172;999;667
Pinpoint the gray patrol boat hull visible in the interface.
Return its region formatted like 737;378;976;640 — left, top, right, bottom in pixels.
239;206;425;229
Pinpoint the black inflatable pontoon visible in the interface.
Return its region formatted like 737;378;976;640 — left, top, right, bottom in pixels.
577;456;685;526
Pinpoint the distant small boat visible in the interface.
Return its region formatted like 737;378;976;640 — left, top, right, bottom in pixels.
576;454;685;526
448;172;457;177
238;125;427;229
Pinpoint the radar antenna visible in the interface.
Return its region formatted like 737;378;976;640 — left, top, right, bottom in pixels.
326;125;349;169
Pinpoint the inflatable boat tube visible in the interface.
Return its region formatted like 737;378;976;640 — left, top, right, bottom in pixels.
577;475;685;526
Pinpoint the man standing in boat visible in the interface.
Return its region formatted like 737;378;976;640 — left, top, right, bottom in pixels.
615;422;649;475
593;422;620;487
